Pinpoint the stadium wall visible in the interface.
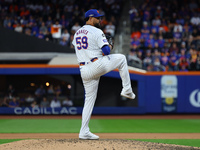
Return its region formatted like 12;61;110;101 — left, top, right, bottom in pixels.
0;64;200;115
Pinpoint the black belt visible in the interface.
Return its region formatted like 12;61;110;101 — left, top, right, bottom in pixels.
80;57;98;66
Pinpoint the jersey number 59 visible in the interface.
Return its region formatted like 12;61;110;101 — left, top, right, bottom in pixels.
76;36;88;50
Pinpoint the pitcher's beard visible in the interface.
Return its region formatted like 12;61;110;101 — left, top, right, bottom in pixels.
94;22;101;29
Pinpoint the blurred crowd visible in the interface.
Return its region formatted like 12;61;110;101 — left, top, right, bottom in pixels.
0;0;123;108
128;0;200;71
1;0;200;72
0;84;73;108
0;0;122;47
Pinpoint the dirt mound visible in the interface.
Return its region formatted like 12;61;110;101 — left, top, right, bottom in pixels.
1;139;199;150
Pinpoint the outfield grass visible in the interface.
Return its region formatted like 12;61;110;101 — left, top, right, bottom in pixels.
0;119;200;147
0;119;200;133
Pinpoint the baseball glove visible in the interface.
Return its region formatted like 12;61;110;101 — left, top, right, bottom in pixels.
105;34;114;49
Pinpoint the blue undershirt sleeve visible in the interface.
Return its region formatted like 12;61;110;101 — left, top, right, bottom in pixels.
101;45;111;55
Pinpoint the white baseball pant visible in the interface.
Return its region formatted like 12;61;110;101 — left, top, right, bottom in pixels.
79;54;132;135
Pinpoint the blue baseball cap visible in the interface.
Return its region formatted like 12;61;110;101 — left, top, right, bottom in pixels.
85;9;104;18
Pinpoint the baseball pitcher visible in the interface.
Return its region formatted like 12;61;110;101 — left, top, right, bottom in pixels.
72;9;135;140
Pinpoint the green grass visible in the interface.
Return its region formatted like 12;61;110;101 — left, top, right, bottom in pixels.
0;139;23;144
0;119;200;133
1;119;199;147
0;119;81;133
135;139;200;148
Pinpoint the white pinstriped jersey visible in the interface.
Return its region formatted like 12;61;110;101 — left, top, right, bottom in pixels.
72;25;109;63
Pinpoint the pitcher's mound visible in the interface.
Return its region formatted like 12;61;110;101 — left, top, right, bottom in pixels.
1;139;199;150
